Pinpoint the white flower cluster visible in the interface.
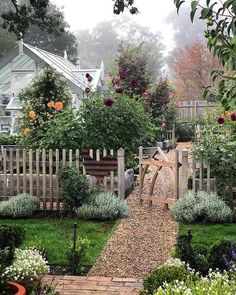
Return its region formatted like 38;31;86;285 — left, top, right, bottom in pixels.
154;270;236;294
3;248;49;282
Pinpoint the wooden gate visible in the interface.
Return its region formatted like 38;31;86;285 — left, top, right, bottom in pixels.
139;146;181;209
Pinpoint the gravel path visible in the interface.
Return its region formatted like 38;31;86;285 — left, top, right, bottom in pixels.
89;148;182;279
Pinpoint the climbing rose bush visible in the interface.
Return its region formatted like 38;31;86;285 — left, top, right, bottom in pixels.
19;67;71;148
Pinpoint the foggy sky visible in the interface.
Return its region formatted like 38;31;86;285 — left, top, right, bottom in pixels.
50;0;178;54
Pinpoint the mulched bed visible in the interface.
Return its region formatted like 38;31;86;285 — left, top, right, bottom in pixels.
89;148;181;279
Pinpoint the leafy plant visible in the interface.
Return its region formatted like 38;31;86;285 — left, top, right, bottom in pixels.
170;191;233;224
76;192;130;220
0;135;21;145
193;115;236;199
80;93;156;164
141;265;194;295
208;239;232;271
66;237;90;272
0;193;39;218
38;109;85;150
0;224;25;248
60;166;89;213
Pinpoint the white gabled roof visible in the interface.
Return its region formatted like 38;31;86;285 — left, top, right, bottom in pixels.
23;43;88;91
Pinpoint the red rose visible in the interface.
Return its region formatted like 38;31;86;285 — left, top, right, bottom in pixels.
103;98;114;106
217;116;225;124
231;112;236;121
115;86;124;94
85;87;91;93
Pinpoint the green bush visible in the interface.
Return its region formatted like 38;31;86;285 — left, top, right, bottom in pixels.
208;239;232;271
0;193;39;218
170;191;233;224
80;94;156;165
38;109;85;150
0;135;21;145
60;166;89;213
76;192;130;220
66;237;90;272
0;224;25;248
141;265;194;295
193;115;236;199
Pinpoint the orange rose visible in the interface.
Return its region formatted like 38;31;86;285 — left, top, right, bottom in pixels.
28;110;36;120
55;102;63;111
23;128;30;136
224;111;230;117
47;100;55;108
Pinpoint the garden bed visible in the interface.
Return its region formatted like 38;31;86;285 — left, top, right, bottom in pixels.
0;218;117;272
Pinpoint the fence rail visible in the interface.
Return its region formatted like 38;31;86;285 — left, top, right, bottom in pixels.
0;147;125;210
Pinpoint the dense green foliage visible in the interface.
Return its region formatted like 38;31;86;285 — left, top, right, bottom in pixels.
0;134;20;145
170;191;233;224
141;265;193;295
60;166;89;213
1;0;64;39
19;67;71;148
193;115;236;199
0;219;116;265
77;192;130;220
175;230;234;275
0;194;39;218
38;109;84;150
66;237;90;272
80;94;156;157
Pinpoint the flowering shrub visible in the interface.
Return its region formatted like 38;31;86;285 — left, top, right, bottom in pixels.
19;67;71;148
170;191;233;224
0;193;39;218
141;265;196;295
4;248;49;283
154;271;236;294
80;93;155;167
76;192;130;220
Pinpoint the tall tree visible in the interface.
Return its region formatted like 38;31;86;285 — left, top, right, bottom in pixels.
171;41;220;100
1;0;64;38
24;4;78;63
165;6;205;49
174;0;236;109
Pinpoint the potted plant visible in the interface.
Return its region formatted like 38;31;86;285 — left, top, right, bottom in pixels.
0;225;26;295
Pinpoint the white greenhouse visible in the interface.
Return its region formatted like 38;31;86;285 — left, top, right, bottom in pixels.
0;41;105;134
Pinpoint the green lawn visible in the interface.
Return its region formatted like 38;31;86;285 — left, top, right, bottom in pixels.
180;223;236;247
0;218;117;265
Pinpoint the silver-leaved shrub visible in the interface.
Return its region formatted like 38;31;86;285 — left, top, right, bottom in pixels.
170;191;233;224
76;192;130;220
0;193;39;218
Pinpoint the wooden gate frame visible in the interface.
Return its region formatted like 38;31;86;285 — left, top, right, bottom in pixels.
139;146;181;209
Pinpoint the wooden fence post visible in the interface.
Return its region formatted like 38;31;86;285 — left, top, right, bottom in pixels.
117;148;125;199
181;150;189;197
139;146;143;204
175;149;179;200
